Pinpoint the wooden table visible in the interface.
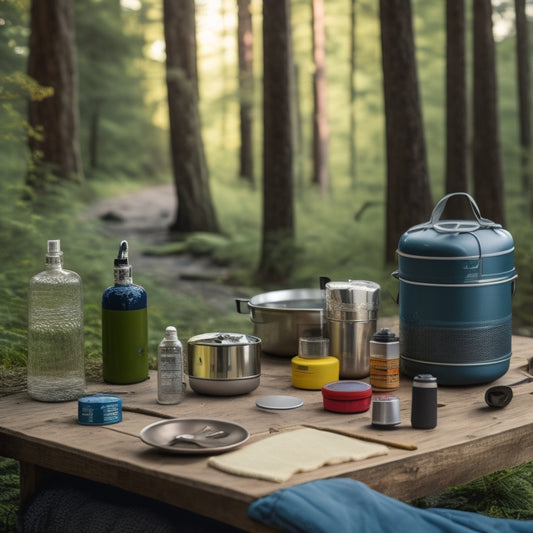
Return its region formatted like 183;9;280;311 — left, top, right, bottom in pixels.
2;335;533;532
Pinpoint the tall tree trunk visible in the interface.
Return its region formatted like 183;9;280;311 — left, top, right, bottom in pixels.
349;0;357;189
380;0;432;265
164;0;219;234
237;0;254;184
311;0;329;194
26;0;83;187
515;0;532;215
445;0;470;219
256;0;295;283
472;0;505;225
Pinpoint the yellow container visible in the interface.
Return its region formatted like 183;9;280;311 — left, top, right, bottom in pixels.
291;356;339;390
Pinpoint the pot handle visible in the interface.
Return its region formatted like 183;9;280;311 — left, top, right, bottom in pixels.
235;298;250;314
408;192;502;234
391;270;399;304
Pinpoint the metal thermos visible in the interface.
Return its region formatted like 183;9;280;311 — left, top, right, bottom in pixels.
411;374;438;429
325;280;381;379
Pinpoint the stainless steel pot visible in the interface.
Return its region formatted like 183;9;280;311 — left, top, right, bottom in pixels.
235;289;325;356
187;332;261;395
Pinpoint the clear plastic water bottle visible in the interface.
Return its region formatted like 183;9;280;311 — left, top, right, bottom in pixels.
27;240;86;402
157;326;184;405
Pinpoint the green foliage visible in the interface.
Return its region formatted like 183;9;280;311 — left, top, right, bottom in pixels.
413;462;533;519
0;458;19;533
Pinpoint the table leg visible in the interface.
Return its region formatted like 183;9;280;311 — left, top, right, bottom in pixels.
19;461;54;506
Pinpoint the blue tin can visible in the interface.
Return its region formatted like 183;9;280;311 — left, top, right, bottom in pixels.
395;193;517;385
78;394;122;425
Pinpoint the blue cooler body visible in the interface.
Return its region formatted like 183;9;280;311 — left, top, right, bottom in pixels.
396;193;517;386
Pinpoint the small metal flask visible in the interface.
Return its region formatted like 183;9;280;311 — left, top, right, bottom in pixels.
411;374;437;429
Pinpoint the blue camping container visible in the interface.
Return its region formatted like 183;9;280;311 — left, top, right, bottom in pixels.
396;193;517;385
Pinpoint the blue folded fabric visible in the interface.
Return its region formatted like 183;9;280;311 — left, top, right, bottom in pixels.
248;478;533;533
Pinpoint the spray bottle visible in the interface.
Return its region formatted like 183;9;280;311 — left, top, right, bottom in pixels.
102;240;148;384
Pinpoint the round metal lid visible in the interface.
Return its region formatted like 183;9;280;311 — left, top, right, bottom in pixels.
188;332;261;346
255;395;304;410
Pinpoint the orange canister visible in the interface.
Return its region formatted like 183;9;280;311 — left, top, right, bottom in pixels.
369;328;400;391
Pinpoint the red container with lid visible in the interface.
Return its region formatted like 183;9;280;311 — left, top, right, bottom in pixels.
321;381;372;413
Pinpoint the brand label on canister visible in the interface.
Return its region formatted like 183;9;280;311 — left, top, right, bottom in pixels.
78;394;122;425
370;357;400;390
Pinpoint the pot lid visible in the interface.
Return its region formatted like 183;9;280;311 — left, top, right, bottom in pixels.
188;332;261;346
398;193;514;259
321;380;372;400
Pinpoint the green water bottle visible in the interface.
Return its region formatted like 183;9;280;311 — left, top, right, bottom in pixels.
102;240;148;384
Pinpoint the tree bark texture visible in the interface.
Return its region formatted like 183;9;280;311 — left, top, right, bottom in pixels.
380;0;432;264
515;0;532;200
445;0;470;219
312;0;329;194
472;0;505;225
164;0;220;233
256;0;295;283
237;0;255;184
27;0;83;186
349;0;357;188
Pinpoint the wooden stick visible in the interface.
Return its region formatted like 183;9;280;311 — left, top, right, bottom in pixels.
122;405;176;419
303;424;418;451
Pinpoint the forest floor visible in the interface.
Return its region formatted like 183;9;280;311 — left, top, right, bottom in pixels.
83;183;253;311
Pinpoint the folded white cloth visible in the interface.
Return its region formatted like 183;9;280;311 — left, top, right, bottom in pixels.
208;428;388;483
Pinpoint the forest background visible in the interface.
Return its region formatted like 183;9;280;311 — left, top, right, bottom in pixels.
2;0;533;529
2;0;533;370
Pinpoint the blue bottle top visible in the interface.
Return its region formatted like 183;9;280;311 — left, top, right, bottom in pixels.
102;240;147;311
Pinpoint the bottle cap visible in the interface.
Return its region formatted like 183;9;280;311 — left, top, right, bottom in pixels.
47;240;61;254
371;328;399;342
114;240;129;266
165;326;178;340
113;240;132;284
413;374;437;387
46;239;63;265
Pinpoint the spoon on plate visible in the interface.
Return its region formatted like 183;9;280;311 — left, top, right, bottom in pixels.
169;429;227;447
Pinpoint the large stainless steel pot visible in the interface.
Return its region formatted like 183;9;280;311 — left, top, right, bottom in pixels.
235;289;325;356
187;332;261;395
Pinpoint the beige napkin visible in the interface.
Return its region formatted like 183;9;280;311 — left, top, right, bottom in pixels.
207;427;388;483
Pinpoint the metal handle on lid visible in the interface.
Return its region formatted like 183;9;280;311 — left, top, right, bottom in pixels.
408;192;502;234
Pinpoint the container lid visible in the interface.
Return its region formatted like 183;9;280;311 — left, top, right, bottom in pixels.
256;395;304;410
398;193;514;259
188;332;261;346
326;280;380;320
321;380;372;400
298;336;329;358
413;374;438;387
371;328;398;343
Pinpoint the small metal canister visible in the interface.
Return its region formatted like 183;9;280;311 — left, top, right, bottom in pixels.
411;374;438;429
326;280;380;379
369;328;400;391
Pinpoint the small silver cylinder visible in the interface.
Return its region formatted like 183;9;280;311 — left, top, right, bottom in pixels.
372;395;401;427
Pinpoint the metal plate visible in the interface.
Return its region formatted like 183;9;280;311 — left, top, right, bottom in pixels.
139;418;249;455
255;395;304;410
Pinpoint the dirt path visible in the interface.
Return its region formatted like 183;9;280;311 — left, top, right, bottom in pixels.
84;184;252;313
